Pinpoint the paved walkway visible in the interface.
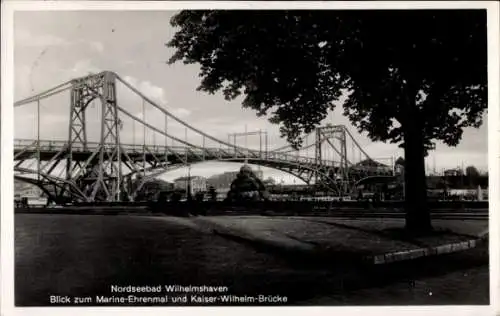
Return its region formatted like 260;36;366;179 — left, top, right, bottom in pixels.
161;215;488;264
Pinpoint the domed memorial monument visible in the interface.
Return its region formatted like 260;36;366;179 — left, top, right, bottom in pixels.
226;163;270;202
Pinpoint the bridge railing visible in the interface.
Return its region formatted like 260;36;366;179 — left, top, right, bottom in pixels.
13;139;264;161
122;143;186;155
14;139;392;176
14;139;197;156
13;138;342;167
265;151;337;167
14;139;70;151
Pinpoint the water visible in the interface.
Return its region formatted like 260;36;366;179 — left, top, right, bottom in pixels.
15;213;489;306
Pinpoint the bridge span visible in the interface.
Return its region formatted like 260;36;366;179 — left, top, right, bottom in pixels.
14;71;394;203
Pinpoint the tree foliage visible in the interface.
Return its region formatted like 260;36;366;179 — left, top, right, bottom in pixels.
395;157;405;166
168;10;487;150
226;166;269;201
465;165;480;178
167;10;487;231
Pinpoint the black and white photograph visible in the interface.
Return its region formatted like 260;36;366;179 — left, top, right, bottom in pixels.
1;1;499;315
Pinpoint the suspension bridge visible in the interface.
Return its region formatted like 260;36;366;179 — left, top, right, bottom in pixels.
14;71;394;203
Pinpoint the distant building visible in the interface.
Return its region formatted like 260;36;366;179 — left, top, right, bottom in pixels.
14;180;42;197
207;171;239;190
142;180;174;192
173;176;207;194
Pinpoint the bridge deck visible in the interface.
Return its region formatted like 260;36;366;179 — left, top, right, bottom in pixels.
14;139;393;175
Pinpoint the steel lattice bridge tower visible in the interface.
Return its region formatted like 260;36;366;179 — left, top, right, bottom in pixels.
14;71;394;203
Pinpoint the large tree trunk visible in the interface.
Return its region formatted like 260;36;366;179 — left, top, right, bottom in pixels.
403;109;433;233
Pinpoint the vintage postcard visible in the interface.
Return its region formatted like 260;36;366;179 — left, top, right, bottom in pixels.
1;1;499;316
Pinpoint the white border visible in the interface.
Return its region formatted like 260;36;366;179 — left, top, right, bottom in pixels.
487;2;500;314
1;1;499;316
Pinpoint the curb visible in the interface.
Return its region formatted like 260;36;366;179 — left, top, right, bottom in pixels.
369;237;487;265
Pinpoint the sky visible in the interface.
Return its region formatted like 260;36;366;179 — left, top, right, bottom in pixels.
13;10;489;184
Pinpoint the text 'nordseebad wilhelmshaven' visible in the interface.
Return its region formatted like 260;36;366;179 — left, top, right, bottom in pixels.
110;285;229;293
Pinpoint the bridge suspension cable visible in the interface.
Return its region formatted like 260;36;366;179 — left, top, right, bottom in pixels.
13;74;101;107
344;127;373;162
14;84;73;107
270;130;316;153
116;105;205;151
116;74;251;154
